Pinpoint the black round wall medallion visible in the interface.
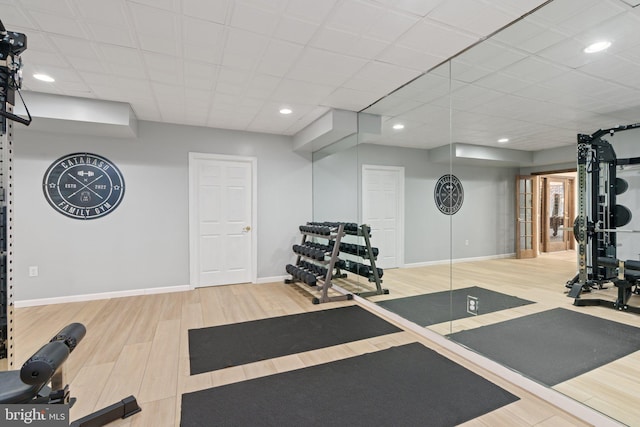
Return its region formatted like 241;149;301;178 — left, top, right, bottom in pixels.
434;174;464;215
43;153;125;220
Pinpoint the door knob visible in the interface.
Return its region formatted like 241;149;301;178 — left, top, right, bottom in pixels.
243;226;251;232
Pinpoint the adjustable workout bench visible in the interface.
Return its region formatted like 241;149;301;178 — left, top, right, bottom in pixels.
0;323;141;426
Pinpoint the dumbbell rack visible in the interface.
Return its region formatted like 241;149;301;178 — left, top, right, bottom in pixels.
285;223;353;304
334;224;388;297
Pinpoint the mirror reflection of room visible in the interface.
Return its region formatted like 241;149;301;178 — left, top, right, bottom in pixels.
312;1;640;426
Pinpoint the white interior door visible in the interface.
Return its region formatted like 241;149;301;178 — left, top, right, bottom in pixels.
362;165;404;269
189;153;256;287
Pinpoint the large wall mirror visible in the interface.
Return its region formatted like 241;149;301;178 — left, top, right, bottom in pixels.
314;0;640;424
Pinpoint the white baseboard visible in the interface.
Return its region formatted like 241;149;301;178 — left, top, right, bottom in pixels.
256;275;287;284
403;253;515;269
15;276;289;308
15;284;191;308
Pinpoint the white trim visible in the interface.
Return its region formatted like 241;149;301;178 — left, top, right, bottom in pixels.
337;288;623;427
361;164;405;268
256;275;288;284
188;152;258;288
16;276;285;307
15;285;191;308
403;253;515;268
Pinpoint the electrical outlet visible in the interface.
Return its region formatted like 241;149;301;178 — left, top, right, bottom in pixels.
465;240;469;246
29;266;38;277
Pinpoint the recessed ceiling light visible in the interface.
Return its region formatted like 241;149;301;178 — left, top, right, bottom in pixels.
497;138;509;143
279;108;292;115
584;41;611;54
392;123;405;130
33;73;55;82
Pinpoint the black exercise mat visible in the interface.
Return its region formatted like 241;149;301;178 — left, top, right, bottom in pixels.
188;305;401;375
377;286;534;326
449;307;640;386
181;342;518;426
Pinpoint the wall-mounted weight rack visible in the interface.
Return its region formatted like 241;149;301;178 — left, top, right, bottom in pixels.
285;223;353;304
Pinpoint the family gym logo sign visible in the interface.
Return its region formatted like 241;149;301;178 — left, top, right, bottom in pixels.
1;405;68;426
43;153;125;220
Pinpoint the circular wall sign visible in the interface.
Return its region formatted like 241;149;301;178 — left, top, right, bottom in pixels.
43;153;125;220
434;174;464;215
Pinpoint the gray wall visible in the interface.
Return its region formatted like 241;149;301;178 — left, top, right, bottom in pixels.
339;144;517;265
312;143;359;223
14;121;312;301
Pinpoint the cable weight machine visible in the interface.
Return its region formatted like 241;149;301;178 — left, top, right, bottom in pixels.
567;122;640;312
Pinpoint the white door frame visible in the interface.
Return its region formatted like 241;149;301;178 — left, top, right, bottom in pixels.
361;164;405;268
188;152;257;288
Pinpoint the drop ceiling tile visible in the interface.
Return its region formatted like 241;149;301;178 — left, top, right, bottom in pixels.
473;72;532;94
376;44;446;73
222;28;269;70
372;0;445;17
576;13;640;55
181;17;226;63
343;61;419;96
538;37;601;68
429;0;514;36
96;45;146;77
128;3;178;36
182;0;231;24
312;28;388;59
19;0;74;15
578;54;635;82
501;57;568;84
88;76;154;99
450;62;494;83
21;49;67;68
64;56;105;73
230;1;280;36
560;1;626;34
184;87;213;104
246;74;281;99
397;19;479;58
183;61;219;90
270;79;335;105
127;0;178;12
28;10;88;38
182;17;225;45
363;9;419;42
456;41;528;72
286;48;367;86
0;4;37;29
85;23;135;47
129;3;180;54
325;0;385;34
144;53;183;85
48;35;97;59
74;0;128;26
284;0;338;24
274;16;319;44
531;0;599;27
257;39;303;77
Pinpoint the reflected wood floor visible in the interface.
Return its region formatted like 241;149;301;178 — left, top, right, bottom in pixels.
348;250;640;426
14;256;598;426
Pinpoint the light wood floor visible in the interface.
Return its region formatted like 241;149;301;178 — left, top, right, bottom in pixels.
344;250;640;426
14;253;616;426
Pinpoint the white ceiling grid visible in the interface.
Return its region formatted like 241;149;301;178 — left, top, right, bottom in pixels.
367;0;640;151
1;0;550;137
